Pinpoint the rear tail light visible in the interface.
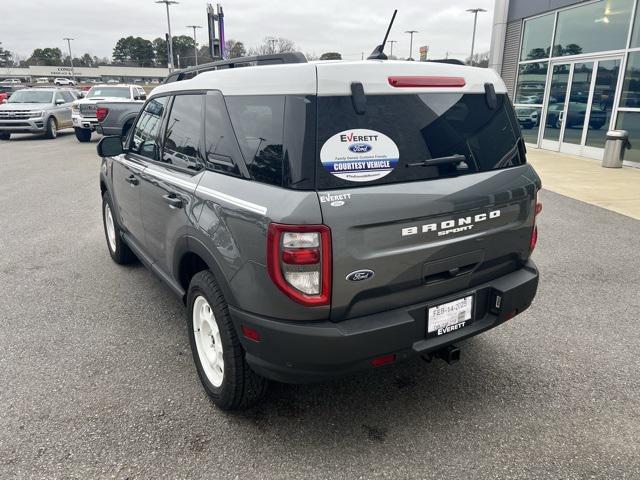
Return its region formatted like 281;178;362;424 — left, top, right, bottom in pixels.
530;193;542;253
388;76;466;88
267;223;331;306
96;106;109;122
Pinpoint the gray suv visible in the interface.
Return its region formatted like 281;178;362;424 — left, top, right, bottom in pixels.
0;88;75;140
97;55;541;410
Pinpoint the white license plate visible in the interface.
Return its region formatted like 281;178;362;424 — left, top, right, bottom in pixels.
427;295;473;336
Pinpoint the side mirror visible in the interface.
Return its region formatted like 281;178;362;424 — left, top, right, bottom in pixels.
97;135;123;157
140;94;147;100
55;98;65;105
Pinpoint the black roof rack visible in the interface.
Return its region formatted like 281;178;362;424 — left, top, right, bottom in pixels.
163;52;308;84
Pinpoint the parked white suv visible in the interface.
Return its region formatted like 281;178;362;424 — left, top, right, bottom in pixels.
54;78;76;86
71;84;147;142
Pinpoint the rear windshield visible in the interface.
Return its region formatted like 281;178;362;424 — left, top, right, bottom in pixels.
86;87;130;99
316;93;524;189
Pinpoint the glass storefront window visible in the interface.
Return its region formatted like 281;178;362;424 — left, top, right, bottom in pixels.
515;107;542;144
553;0;634;57
543;64;571;142
619;51;640;108
515;62;548;104
564;62;594;146
520;14;555;61
615;112;640;163
631;2;640;47
585;59;620;148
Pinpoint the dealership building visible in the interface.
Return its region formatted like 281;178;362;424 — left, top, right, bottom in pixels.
490;0;640;166
0;65;169;84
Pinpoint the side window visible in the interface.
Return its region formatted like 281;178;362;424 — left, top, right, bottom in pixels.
161;94;203;170
225;95;285;186
130;96;168;161
61;91;74;103
204;92;242;176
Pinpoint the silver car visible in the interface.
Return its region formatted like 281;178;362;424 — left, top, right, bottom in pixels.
0;88;76;140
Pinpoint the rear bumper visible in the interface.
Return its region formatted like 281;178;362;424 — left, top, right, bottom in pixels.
72;114;97;130
230;260;539;384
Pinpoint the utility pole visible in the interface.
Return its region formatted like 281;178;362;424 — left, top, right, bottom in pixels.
156;0;178;72
186;25;202;66
466;8;486;65
388;40;397;58
63;37;75;82
405;30;418;60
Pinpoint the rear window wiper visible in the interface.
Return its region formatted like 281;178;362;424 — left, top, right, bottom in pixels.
406;154;468;169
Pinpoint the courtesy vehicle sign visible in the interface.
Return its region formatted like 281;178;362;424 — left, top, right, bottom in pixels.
320;129;399;182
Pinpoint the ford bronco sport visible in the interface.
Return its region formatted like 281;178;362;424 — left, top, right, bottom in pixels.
96;53;541;410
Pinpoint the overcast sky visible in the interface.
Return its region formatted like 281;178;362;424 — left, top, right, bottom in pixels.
2;0;494;62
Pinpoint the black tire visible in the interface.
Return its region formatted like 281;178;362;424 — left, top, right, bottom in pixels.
101;191;135;264
187;270;268;410
0;132;10;140
45;117;58;139
75;127;91;142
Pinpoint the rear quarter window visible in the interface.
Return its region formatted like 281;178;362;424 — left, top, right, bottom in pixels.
225;95;315;189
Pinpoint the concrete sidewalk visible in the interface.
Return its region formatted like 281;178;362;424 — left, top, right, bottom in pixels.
526;148;640;220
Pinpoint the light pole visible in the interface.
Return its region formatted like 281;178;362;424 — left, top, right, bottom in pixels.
156;0;178;72
466;8;487;65
388;40;397;58
186;25;202;66
405;30;418;60
63;37;75;82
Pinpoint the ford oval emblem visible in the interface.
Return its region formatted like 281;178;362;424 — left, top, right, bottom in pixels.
346;269;375;282
348;143;372;153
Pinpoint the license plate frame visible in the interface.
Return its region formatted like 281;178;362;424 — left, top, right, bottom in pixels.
427;295;475;337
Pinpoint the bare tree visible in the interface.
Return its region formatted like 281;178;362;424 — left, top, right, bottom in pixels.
466;51;489;68
225;39;246;59
249;37;296;56
305;52;319;61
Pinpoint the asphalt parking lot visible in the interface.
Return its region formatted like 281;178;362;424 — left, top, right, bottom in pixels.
1;131;640;479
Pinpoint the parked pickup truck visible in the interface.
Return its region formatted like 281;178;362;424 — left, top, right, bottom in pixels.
95;100;143;138
72;84;146;142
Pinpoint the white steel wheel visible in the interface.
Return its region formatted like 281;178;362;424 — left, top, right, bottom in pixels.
104;202;117;253
193;295;224;387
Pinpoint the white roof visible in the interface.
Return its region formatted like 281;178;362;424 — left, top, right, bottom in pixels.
150;60;506;97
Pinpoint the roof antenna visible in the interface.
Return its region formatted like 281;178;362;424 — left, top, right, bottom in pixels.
367;10;397;60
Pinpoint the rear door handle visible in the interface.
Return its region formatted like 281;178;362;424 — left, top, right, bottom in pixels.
125;174;139;186
163;194;183;209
